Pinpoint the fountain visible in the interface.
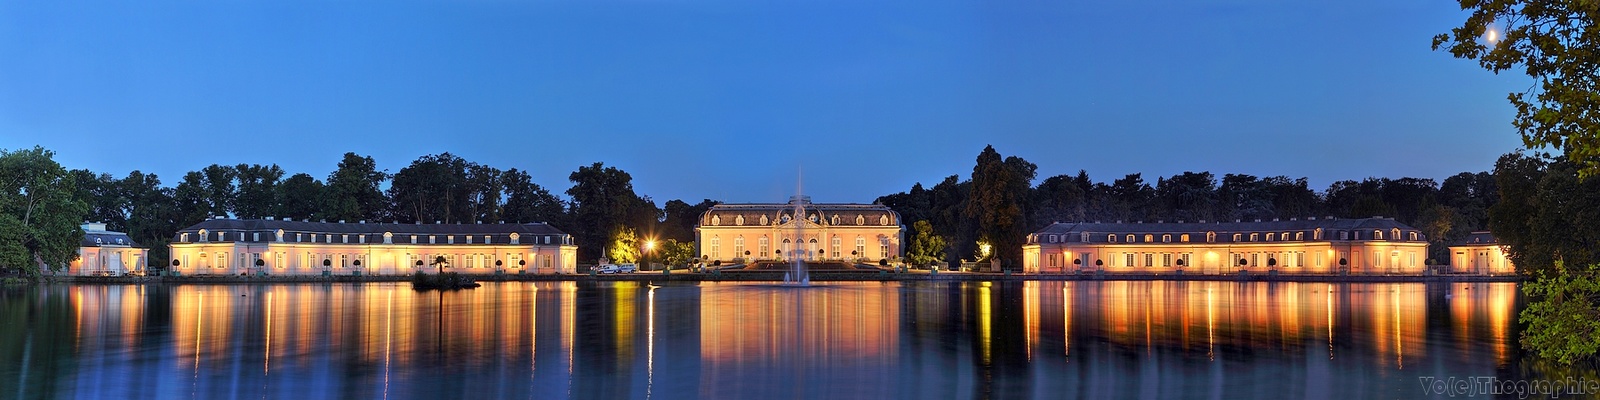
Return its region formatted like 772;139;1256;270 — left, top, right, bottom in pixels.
785;170;810;286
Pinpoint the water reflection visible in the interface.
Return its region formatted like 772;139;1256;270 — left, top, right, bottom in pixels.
0;281;1542;399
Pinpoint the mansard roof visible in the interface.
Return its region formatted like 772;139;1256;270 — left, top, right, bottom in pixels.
173;218;570;243
1450;231;1501;247
1029;217;1425;244
82;231;140;248
700;202;901;228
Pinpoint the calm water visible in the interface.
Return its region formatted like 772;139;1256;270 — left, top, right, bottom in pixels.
0;281;1569;399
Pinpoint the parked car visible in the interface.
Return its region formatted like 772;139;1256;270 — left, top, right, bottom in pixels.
595;264;619;274
617;263;638;273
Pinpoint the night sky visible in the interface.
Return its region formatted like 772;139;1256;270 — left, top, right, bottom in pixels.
1;0;1528;204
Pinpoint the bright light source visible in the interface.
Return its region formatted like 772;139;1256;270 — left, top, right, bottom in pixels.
1486;28;1499;43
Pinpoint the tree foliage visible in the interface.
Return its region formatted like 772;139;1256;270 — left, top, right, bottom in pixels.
1435;0;1600;177
906;220;949;267
324;153;389;223
657;238;696;268
567;162;659;262
607;226;640;264
963;145;1035;270
0;147;88;275
1520;262;1600;365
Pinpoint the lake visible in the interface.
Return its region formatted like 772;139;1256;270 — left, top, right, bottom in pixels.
0;281;1570;399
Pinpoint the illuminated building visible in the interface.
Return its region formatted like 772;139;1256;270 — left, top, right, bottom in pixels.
168;217;578;276
695;197;904;263
1447;231;1515;275
66;222;148;276
1022;217;1431;274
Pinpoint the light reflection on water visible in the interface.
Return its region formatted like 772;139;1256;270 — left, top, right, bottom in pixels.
0;281;1540;399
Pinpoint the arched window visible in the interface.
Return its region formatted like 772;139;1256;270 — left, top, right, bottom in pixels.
1409;232;1418;241
1108;234;1117;243
1295;232;1303;241
1267;233;1276;241
1206;232;1216;243
198;229;208;242
711;215;721;226
1180;234;1190;243
276;229;286;242
1233;233;1242;242
735;236;745;256
1392;228;1401;241
1143;234;1153;243
736;215;744;225
831;215;840;225
383;232;393;244
1374;230;1384;240
810;214;818;223
855;215;865;225
1126;234;1136;243
761;215;770;225
879;215;889;225
1162;234;1172;243
1249;233;1259;242
1314;228;1323;240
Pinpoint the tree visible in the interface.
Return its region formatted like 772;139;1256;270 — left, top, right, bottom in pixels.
567;162;655;262
275;173;324;221
1435;1;1600;176
464;163;503;223
0;147;88;275
1153;171;1216;223
171;172;212;228
68;169;126;230
501;168;567;225
388;153;470;224
962;145;1035;270
607;226;640;264
661;199;719;243
658;239;696;268
199;164;237;218
232;163;284;219
325;153;390;223
120;171;177;268
906;220;950;267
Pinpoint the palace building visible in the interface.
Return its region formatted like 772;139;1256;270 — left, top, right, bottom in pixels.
65;222;149;276
168;217;578;276
695;197;904;264
1448;231;1515;275
1022;217;1430;275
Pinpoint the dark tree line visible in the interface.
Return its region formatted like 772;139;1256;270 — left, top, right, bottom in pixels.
68;152;717;267
877;145;1501;270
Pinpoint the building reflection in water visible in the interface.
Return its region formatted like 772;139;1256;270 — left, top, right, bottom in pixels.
0;280;1529;399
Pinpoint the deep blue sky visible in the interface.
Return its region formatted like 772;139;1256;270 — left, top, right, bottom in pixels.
1;0;1527;204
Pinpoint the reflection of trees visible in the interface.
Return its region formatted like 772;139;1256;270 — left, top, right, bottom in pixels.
0;287;79;398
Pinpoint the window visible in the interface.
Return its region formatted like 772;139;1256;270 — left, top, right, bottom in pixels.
1251;253;1260;268
1125;253;1135;267
383;232;393;244
830;215;840;225
1340;231;1349;240
276;253;284;269
1374;230;1384;240
1393;229;1401;241
1049;235;1058;243
1316;252;1323;267
1266;233;1275;241
880;237;890;258
1373;251;1382;267
510;233;520;244
1295;232;1303;241
1048;254;1057;267
411;235;418;244
855;215;864;225
1314;228;1323;240
832;237;841;257
1108;234;1117;243
1181;253;1190;268
1082;232;1091;242
762;215;770;225
1206;232;1216;243
253;232;260;242
485;235;492;244
1282;232;1290;241
760;237;770;256
736;215;745;225
1144;234;1153;243
735;236;745;256
1144;253;1153;267
1180;234;1190;243
198;229;208;242
711;215;721;226
855;237;866;257
879;215;889;225
1232;233;1242;242
1297;252;1305;268
1409;232;1418;241
1250;233;1259;242
1161;253;1171;267
711;237;720;257
1126;234;1136;243
466;235;474;244
1162;234;1171;243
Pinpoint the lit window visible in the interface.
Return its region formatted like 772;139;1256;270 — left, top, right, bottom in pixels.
1108;234;1117;243
1267;233;1276;241
1180;234;1189;243
1162;234;1171;243
1143;234;1153;243
1126;234;1136;243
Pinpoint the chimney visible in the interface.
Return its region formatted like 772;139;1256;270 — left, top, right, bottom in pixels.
1235;219;1242;223
1254;218;1262;222
266;216;275;221
359;220;365;224
1326;216;1335;220
1272;218;1279;222
1308;216;1316;220
435;221;442;224
1199;219;1206;223
1289;217;1297;221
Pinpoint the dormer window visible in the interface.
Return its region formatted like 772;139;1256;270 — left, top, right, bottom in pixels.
1126;234;1136;243
810;214;818;223
1206;232;1215;243
1266;233;1276;241
855;215;865;225
1179;234;1189;243
712;215;721;226
1409;232;1418;241
510;232;520;244
1393;228;1402;241
1081;232;1091;242
1108;234;1117;243
761;215;770;225
1162;234;1172;243
1249;233;1259;242
1374;230;1384;240
879;215;889;225
383;232;393;244
831;215;840;225
276;229;285;242
1233;233;1242;242
736;215;744;226
1144;234;1153;243
1295;232;1303;241
182;233;190;242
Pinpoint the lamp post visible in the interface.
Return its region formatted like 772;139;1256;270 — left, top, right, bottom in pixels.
644;239;657;270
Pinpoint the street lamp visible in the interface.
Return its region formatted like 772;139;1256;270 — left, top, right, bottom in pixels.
644;239;657;270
